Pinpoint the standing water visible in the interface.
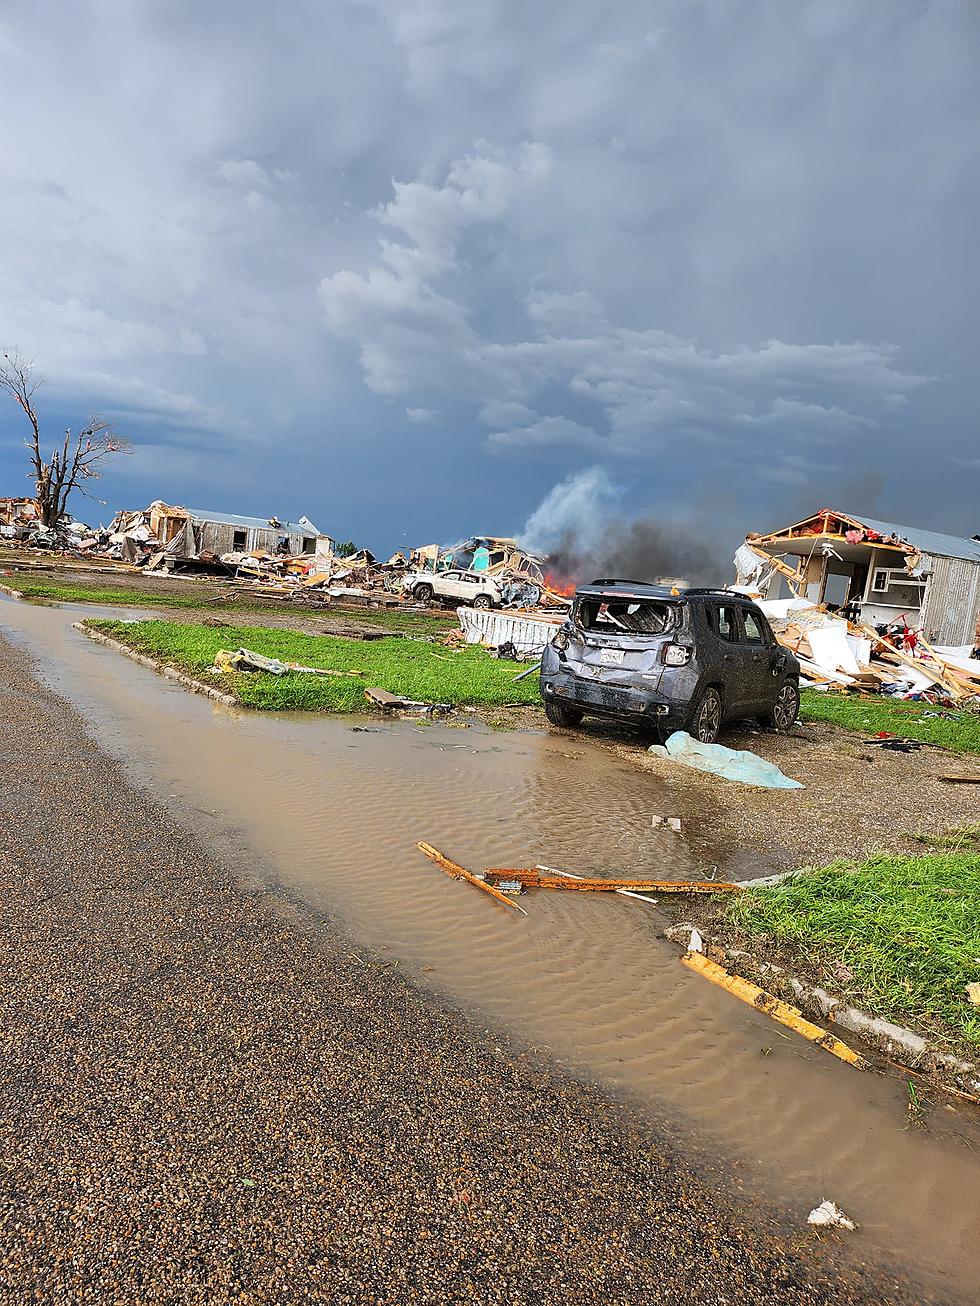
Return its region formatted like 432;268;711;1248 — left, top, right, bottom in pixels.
4;596;980;1302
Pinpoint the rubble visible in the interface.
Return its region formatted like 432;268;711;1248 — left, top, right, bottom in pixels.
213;648;367;678
734;540;980;706
807;1201;858;1232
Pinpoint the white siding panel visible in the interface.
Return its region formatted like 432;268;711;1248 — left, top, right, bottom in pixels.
456;607;563;654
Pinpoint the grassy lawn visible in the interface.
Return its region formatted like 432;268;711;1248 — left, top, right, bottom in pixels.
3;577;455;634
727;847;980;1048
800;688;980;755
88;618;542;712
7;581;206;608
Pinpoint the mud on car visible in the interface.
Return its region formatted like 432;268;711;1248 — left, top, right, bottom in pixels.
539;580;801;744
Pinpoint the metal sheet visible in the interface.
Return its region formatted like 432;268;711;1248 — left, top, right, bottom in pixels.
456;607;562;654
921;553;980;644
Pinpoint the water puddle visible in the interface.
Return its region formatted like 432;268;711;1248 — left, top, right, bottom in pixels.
4;597;979;1301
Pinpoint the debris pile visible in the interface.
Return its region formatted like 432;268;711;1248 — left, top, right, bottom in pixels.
0;497;107;553
736;545;980;704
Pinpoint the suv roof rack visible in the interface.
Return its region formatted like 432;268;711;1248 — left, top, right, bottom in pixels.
578;579;684;597
587;578;648;587
578;581;744;600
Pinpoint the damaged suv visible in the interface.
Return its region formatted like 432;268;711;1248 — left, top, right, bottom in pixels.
539;580;800;743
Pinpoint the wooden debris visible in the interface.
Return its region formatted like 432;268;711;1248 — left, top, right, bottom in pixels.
417;843;528;916
938;775;980;785
365;687;451;713
681;950;867;1069
483;868;741;894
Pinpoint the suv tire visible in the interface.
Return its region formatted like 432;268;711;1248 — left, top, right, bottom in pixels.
544;700;584;729
472;593;493;610
688;686;722;744
413;582;434;603
763;678;800;732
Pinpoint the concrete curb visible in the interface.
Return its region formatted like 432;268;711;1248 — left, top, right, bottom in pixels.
73;622;239;708
0;582;25;600
664;922;980;1098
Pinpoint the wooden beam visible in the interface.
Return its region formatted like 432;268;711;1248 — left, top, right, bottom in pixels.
484;868;741;894
417;842;528;916
681;950;867;1070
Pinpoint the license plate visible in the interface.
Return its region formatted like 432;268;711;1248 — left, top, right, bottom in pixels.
599;648;625;666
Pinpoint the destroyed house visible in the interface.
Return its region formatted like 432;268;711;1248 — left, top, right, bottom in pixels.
180;509;326;556
743;509;980;644
436;536;546;580
0;496;38;526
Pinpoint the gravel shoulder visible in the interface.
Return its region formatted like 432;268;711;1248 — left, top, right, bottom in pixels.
0;632;929;1304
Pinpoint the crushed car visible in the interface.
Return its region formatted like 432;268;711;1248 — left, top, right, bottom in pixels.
539;580;801;742
402;568;503;610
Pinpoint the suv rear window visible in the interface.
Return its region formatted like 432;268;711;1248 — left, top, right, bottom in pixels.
576;598;679;635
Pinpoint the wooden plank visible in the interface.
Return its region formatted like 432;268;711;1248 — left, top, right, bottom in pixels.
858;624;962;698
681;950;867;1070
417;843;528;916
484;868;741;894
365;687;409;708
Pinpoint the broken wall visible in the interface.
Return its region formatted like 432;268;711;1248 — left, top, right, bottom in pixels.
921;555;980;645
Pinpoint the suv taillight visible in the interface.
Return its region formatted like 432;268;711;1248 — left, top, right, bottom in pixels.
663;643;690;666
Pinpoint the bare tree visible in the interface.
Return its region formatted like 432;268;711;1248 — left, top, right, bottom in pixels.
0;350;132;528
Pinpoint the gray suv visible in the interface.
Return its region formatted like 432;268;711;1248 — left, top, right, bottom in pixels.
539;580;801;743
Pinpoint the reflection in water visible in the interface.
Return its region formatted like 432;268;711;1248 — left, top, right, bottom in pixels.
3;596;980;1303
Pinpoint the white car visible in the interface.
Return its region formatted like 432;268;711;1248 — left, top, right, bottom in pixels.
403;568;502;609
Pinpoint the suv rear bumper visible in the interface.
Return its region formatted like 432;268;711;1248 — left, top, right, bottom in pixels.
540;667;690;727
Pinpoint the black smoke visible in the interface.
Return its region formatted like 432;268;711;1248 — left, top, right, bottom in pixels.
546;519;724;589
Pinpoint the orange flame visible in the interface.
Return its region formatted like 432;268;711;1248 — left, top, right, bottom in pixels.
543;572;576;598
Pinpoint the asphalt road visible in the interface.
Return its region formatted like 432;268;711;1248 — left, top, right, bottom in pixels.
0;632;922;1305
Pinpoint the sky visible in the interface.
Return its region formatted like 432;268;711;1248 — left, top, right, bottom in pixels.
1;0;978;567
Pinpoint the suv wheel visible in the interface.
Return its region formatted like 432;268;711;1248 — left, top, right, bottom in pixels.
472;593;493;610
413;582;434;603
544;700;584;729
688;687;722;745
764;679;800;732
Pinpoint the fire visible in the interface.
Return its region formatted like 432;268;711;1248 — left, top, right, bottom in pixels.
543;572;577;598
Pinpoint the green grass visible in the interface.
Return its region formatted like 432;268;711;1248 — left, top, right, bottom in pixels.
319;605;456;636
3;578;455;631
800;688;980;755
88;618;543;712
7;581;207;608
727;852;980;1047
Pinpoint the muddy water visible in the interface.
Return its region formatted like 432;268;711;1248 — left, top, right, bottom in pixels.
5;598;980;1302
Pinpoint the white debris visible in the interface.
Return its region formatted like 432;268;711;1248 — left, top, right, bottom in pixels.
807;1200;857;1231
652;815;683;832
688;928;704;954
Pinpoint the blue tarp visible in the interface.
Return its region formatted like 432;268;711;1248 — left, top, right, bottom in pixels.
648;731;803;789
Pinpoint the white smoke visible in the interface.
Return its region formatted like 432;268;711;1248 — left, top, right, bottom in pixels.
519;466;622;555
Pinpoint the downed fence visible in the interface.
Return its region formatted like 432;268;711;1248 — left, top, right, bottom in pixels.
456;606;566;656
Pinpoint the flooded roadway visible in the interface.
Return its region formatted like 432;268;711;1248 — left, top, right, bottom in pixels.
4;596;980;1303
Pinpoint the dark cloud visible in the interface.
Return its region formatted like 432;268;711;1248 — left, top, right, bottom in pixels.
0;1;977;553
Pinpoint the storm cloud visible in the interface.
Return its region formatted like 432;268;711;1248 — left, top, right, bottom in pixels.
0;1;977;555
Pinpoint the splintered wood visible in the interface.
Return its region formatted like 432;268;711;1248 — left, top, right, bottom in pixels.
482;868;742;894
417;842;528;915
416;844;740;911
681;949;867;1070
